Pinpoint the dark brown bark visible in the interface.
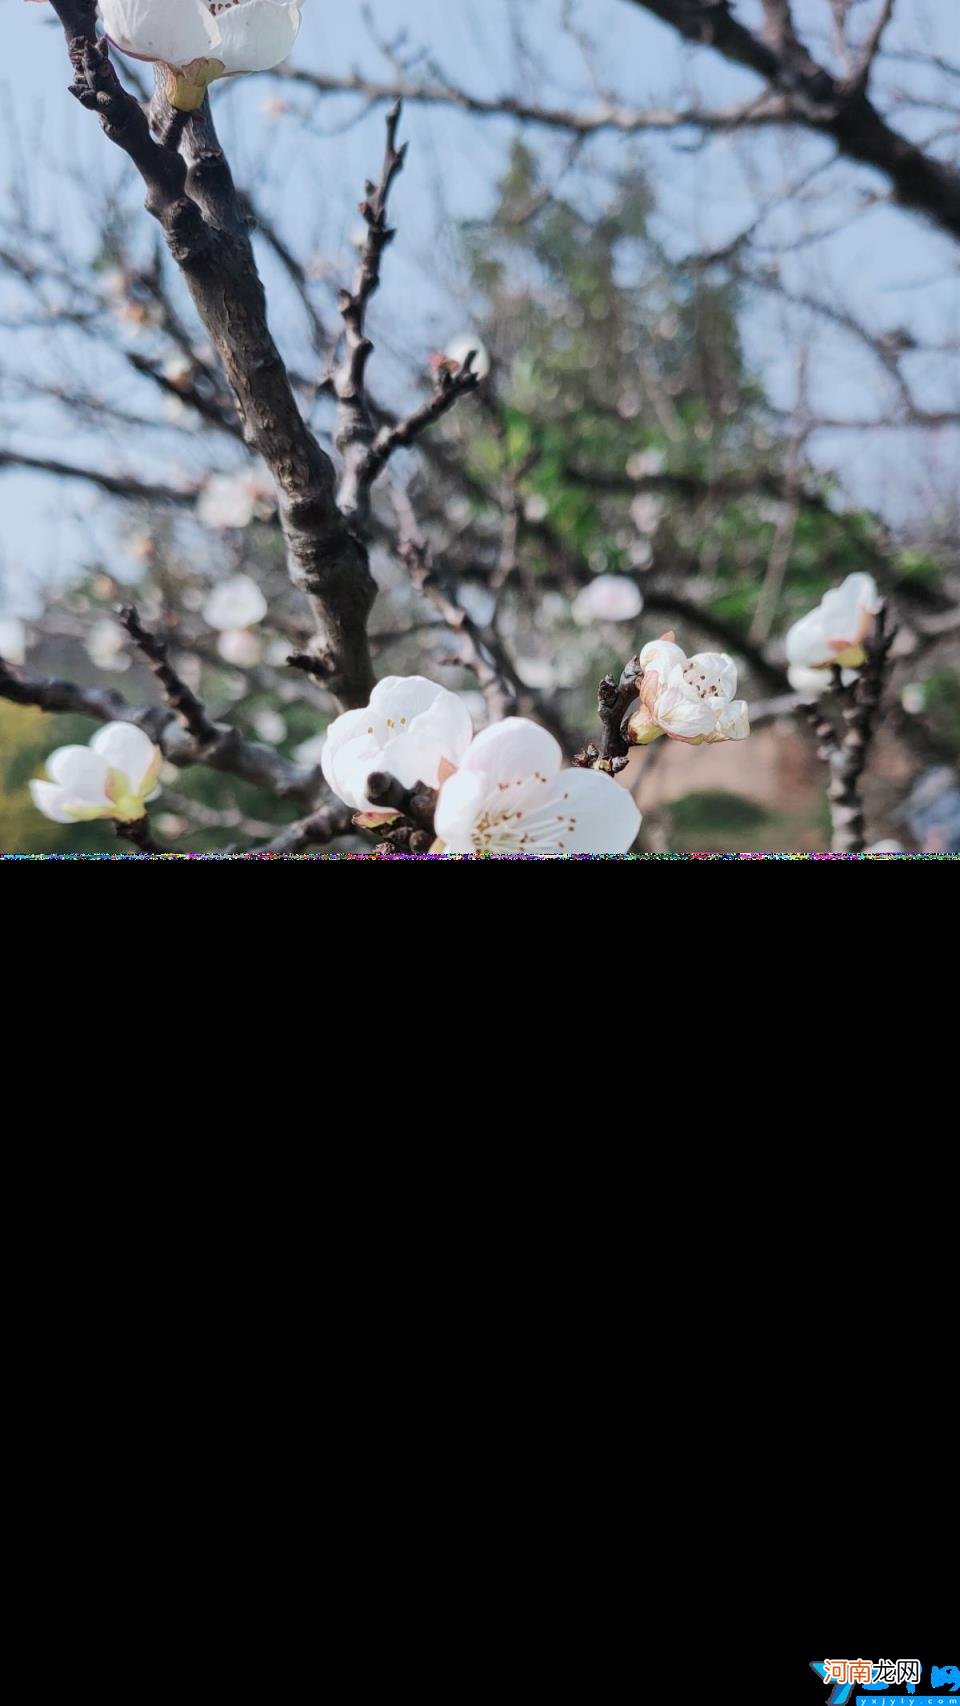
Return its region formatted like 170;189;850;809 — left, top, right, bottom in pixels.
48;1;377;707
0;657;320;805
631;1;960;243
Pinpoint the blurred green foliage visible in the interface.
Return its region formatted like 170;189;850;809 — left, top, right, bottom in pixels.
453;141;899;648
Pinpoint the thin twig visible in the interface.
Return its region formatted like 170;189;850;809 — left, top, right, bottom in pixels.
118;604;219;747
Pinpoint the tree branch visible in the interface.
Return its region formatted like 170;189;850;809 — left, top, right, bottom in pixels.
630;0;960;242
277;65;788;137
0;448;194;506
247;803;354;855
799;607;897;851
117;605;219;747
334;99;407;526
46;2;377;706
356;360;480;496
0;656;319;804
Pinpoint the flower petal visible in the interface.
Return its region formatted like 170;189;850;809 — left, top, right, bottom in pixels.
707;700;750;742
30;780;77;824
639;639;686;680
785;572;882;669
785;606;830;669
90;722;160;792
99;0;217;65
46;745;112;802
368;675;447;725
331;735;391;812
684;651;738;703
433;770;492;853
323;678;477;808
655;677;719;742
457;717;562;786
212;1;302;74
788;663;829;700
537;769;641;852
384;696;475;790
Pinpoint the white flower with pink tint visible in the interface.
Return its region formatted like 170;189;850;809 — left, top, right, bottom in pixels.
434;718;641;855
217;629;263;667
624;633;750;746
322;676;475;814
785;573;882;672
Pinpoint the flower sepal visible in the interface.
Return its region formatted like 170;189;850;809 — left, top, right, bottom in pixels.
353;808;405;833
164;57;225;111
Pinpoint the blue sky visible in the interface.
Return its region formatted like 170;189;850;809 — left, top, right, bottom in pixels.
1;0;958;619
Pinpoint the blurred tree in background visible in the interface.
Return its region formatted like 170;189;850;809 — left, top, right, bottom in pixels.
2;0;958;853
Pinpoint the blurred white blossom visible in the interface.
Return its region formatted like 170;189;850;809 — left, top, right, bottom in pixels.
217;630;264;668
572;575;643;626
785;573;882;671
788;662;857;700
86;618;130;673
155;814;190;841
626;448;665;478
630;493;664;536
254;709;287;745
203;575;268;631
0;617;27;663
445;333;491;380
197;473;275;531
30;722;161;825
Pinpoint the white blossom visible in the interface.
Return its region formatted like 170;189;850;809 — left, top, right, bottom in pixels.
445;333;491;380
787;662;856;701
163;356;194;390
155;813;190;840
625;633;750;746
322;676;475;814
630;493;664;536
203;574;268;631
434;717;641;855
0;617;27;664
197;472;274;531
86;618;130;673
98;0;303;110
572;575;643;626
254;709;287;745
30;723;162;825
626;448;665;479
217;629;263;667
198;473;257;531
785;572;882;671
